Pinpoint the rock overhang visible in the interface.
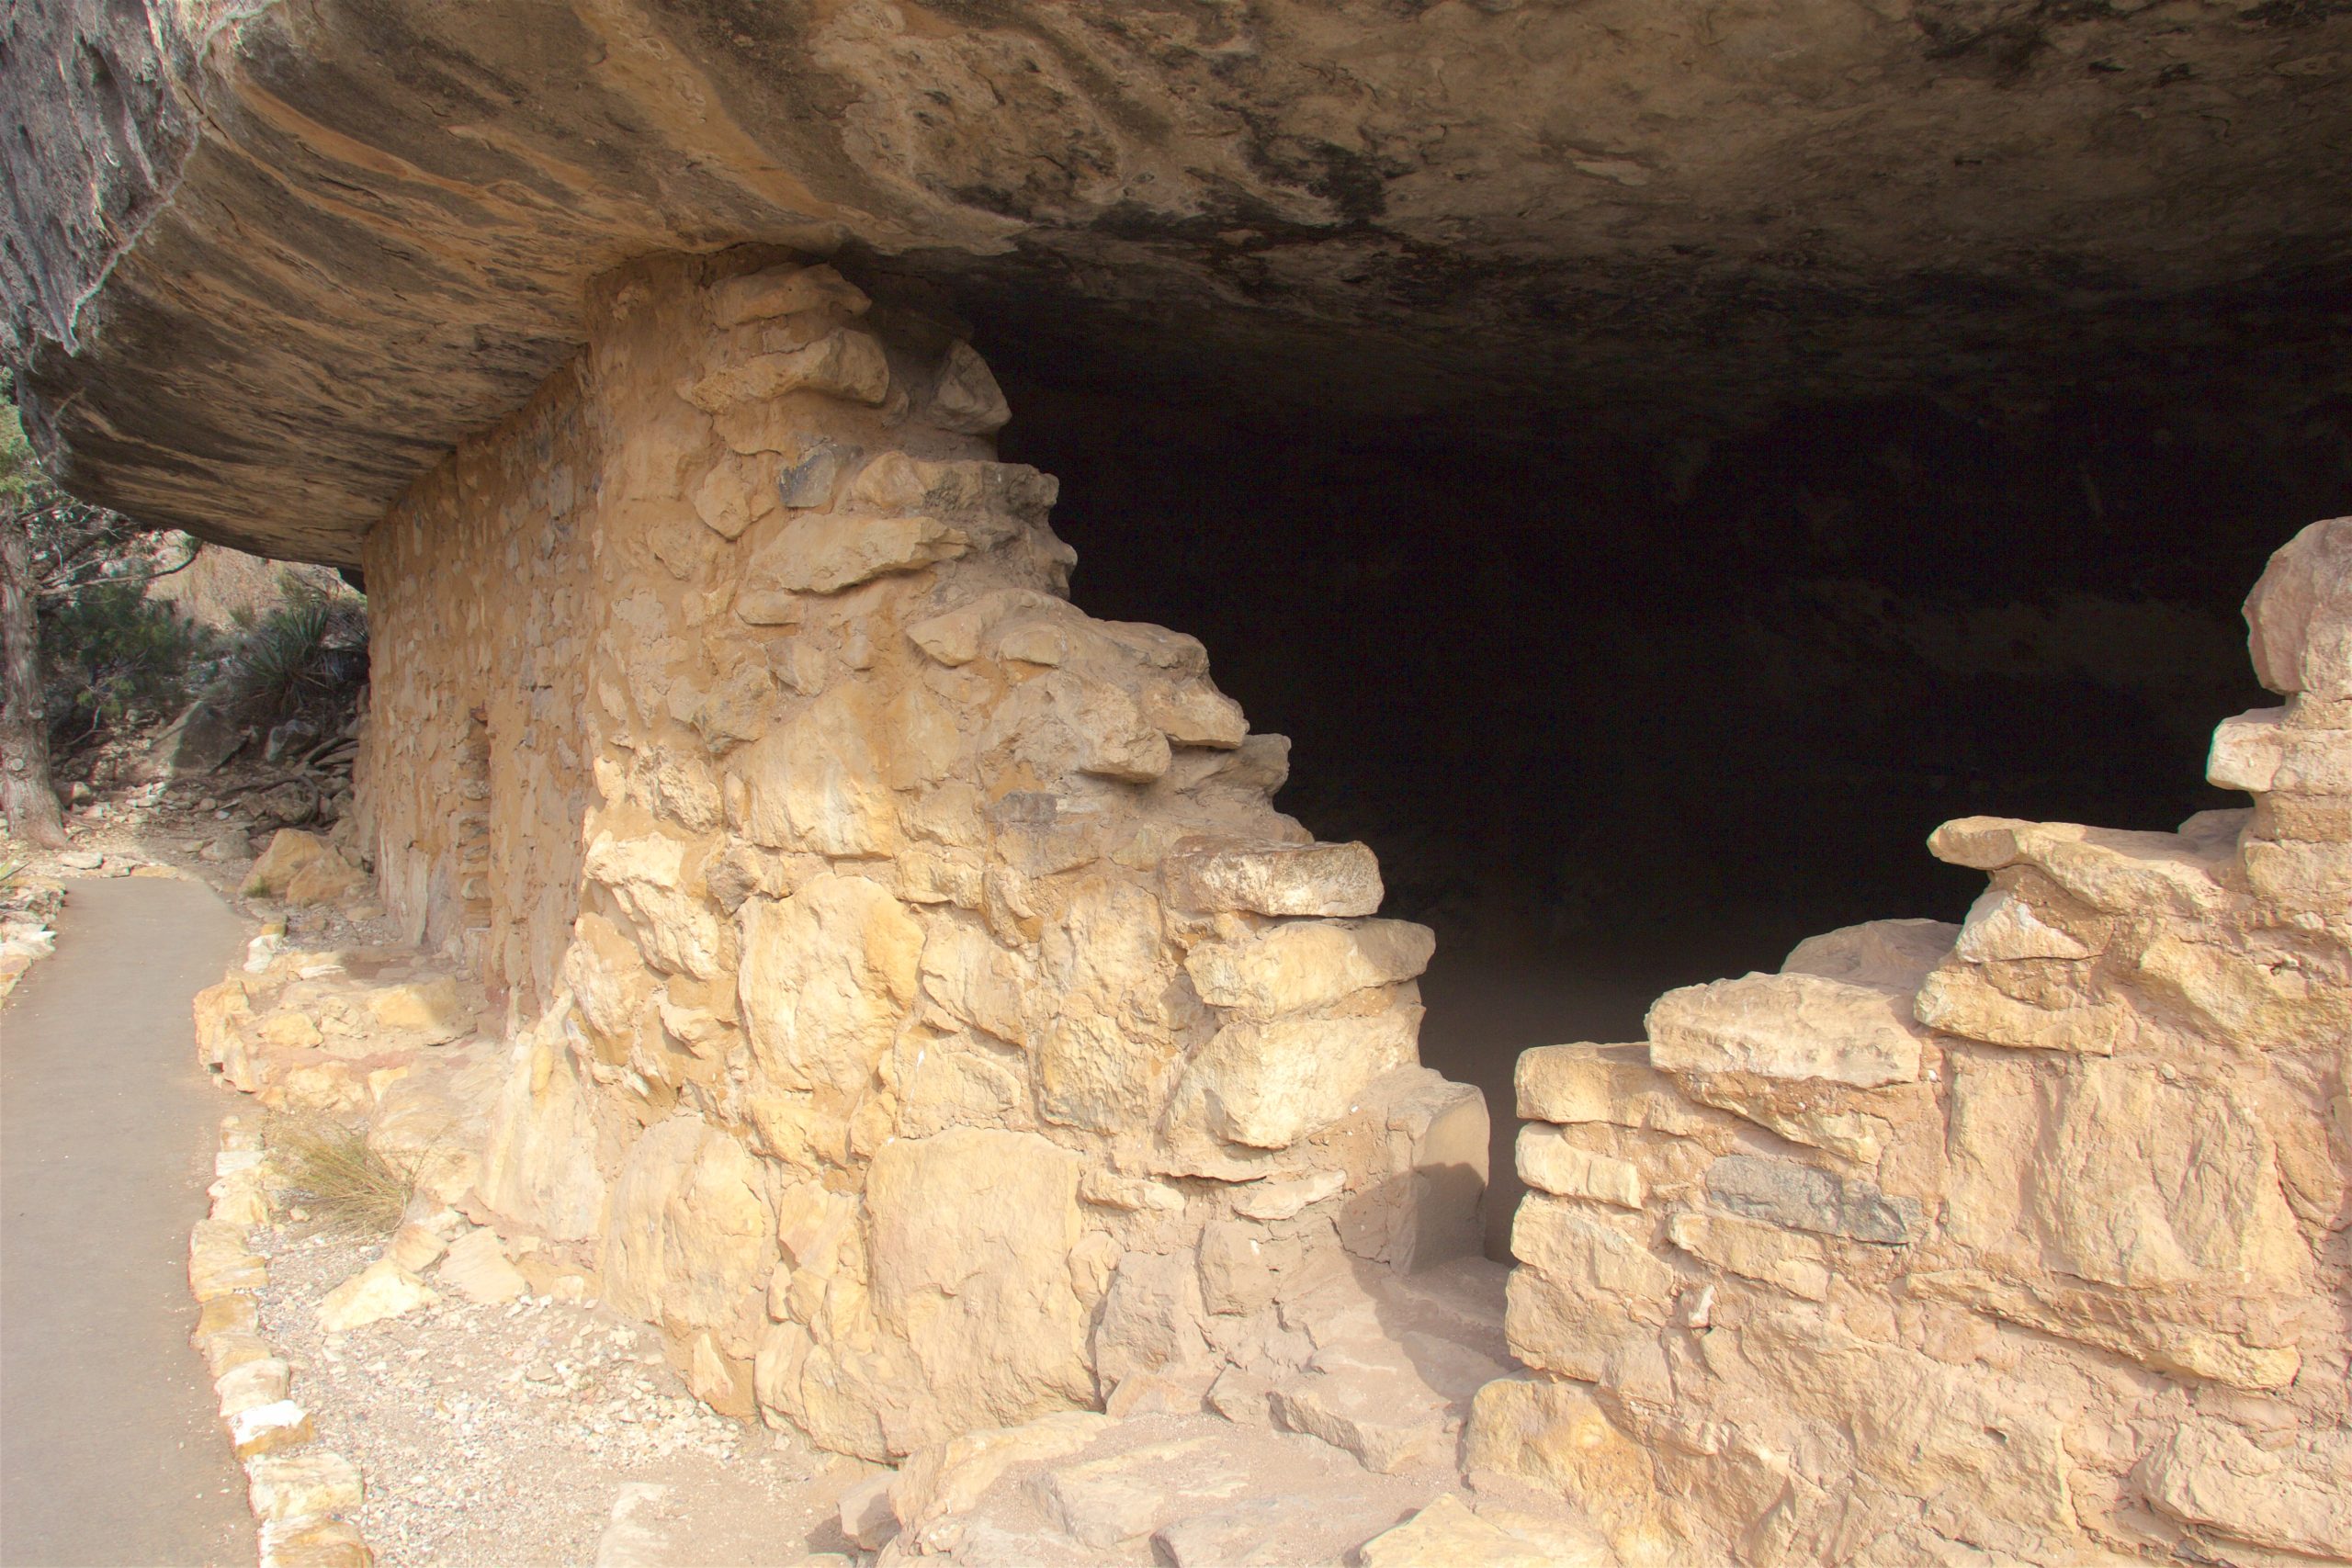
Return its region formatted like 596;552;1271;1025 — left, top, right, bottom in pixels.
4;0;2349;563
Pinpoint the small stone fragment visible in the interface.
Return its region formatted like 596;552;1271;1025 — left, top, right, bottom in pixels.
316;1258;438;1331
436;1227;528;1304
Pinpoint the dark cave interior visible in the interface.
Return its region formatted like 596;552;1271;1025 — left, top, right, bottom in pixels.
989;355;2351;1252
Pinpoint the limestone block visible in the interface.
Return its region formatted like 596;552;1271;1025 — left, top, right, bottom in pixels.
2028;1057;2308;1292
837;1472;899;1551
915;918;1032;1047
2209;706;2352;801
677;330;890;412
1182;918;1434;1017
317;1258;436;1331
1739;1314;2078;1555
746;512;967;595
2138;1419;2352;1561
363;976;467;1041
889;1411;1113;1553
688;456;776;540
1667;1210;1831;1301
1168;1003;1421;1150
865;1128;1092;1441
738;874;921;1097
928;342;1012;435
581;832;736;979
986;670;1172;783
1953;886;2098;962
257;1011;323;1050
2243;515;2352;701
2239;832;2352;908
601;1117;775;1337
1231;1169;1344;1221
1646;972;1924;1088
1163;838;1384;918
1514;1043;1720;1136
1669;1072;1899;1166
1033;1436;1252;1549
893;1033;1031;1138
1138;677;1249;749
242;829;349;900
245;1450;363;1523
1511;1196;1677;1306
1908;1269;2299;1391
842;453;1056;526
1516;1124;1645;1209
215;1356;292;1418
1358;1495;1566;1568
477;1030;609;1242
1463;1375;1673;1566
231;1399;314;1459
2132;930;2352;1048
689;1331;755;1417
1926;818;2232;919
1914;962;2131;1053
684;662;775;750
709;265;871;328
190;1219;267;1300
1781;918;1956;989
1703;1155;1918;1243
1196;1221;1276;1315
436;1228;528;1304
203;1330;276;1382
561;912;656;1050
1092;1249;1213;1391
385;1222;447;1274
729;691;895;857
258;1515;371;1568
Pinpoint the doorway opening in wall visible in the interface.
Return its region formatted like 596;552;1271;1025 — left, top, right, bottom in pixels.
985;371;2351;1258
441;702;494;975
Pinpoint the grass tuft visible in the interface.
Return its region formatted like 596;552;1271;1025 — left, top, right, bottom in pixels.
268;1116;418;1235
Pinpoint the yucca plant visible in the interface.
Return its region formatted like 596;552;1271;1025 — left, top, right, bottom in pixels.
223;578;365;726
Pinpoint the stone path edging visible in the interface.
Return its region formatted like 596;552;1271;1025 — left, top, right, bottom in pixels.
187;1112;379;1568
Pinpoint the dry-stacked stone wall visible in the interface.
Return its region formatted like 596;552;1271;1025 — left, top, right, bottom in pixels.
1466;519;2352;1565
356;254;1487;1461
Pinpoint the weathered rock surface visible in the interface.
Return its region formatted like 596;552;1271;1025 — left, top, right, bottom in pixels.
7;0;2348;559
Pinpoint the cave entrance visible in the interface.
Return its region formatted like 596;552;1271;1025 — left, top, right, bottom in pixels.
994;380;2348;1256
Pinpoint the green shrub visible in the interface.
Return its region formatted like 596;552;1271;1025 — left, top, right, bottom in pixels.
40;581;216;740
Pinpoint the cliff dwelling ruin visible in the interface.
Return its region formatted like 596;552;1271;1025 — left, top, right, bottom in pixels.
3;0;2348;1563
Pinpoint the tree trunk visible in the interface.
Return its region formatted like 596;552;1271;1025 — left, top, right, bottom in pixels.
0;504;67;847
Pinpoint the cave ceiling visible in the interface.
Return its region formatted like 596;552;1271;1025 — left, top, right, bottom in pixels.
3;0;2347;563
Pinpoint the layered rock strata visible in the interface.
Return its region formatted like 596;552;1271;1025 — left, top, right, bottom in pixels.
337;254;1486;1460
1466;518;2352;1565
9;0;2350;557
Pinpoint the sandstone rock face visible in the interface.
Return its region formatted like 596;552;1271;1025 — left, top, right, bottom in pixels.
1468;517;2352;1566
331;256;1485;1460
6;0;2346;558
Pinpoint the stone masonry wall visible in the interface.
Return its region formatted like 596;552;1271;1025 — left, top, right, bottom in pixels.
364;362;602;1010
356;254;1488;1461
1465;519;2352;1565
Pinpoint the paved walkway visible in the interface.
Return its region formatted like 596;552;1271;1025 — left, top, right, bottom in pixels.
2;874;256;1567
